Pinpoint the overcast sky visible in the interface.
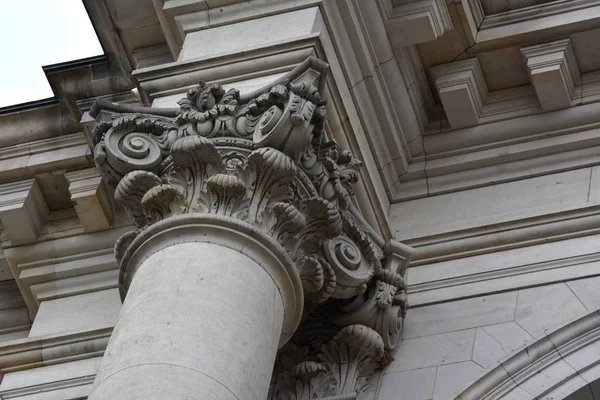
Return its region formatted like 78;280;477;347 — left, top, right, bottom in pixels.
0;0;103;107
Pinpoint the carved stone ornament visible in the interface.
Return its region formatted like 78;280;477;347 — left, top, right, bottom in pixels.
89;57;413;398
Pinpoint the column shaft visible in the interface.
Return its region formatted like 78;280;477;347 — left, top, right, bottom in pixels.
89;242;284;400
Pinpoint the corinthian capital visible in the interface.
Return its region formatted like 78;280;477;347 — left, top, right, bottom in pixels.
90;57;412;392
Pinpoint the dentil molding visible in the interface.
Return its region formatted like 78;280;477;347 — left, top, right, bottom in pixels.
89;57;414;399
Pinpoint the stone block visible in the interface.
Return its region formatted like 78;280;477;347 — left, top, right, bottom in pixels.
65;168;114;232
566;276;600;310
430;58;488;129
515;282;587;337
472;322;533;369
378;367;436;400
178;7;319;61
389;329;475;372
29;289;121;337
0;179;49;246
382;0;453;47
433;361;483;399
403;292;517;339
522;38;580;112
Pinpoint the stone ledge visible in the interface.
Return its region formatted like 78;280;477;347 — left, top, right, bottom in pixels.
0;327;111;373
5;226;131;317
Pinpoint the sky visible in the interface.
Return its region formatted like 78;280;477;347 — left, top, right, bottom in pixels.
0;0;103;108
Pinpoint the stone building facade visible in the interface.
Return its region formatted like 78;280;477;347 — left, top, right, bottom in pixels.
0;0;599;399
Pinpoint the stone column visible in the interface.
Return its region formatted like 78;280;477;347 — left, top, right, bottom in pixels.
89;216;302;400
88;58;411;400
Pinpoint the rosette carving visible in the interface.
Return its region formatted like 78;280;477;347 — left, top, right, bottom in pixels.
176;82;241;137
89;57;413;383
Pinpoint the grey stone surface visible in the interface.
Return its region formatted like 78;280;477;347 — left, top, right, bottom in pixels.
389;329;476;372
433;361;484;400
567;276;600;310
378;367;436;400
403;292;517;339
29;289;121;337
515;283;587;337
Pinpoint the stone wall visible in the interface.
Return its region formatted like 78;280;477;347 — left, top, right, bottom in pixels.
376;164;600;399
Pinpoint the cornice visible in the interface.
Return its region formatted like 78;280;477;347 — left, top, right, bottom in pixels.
0;133;90;184
1;375;96;400
400;203;600;265
409;250;600;307
155;0;321;59
379;0;453;46
4;226;131;317
0;99;58;116
481;0;600;29
0;327;111;399
457;0;600;52
0;327;112;373
423;91;600;155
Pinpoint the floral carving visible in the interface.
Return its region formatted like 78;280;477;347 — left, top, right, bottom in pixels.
90;57;413;392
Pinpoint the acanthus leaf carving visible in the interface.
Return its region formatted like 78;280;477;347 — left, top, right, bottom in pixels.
141;184;186;224
277;361;338;400
275;324;385;400
243;147;297;224
90;57;414;391
205;173;247;217
114;170;162;228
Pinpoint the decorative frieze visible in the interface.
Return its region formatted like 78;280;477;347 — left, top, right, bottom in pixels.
90;57;412;397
